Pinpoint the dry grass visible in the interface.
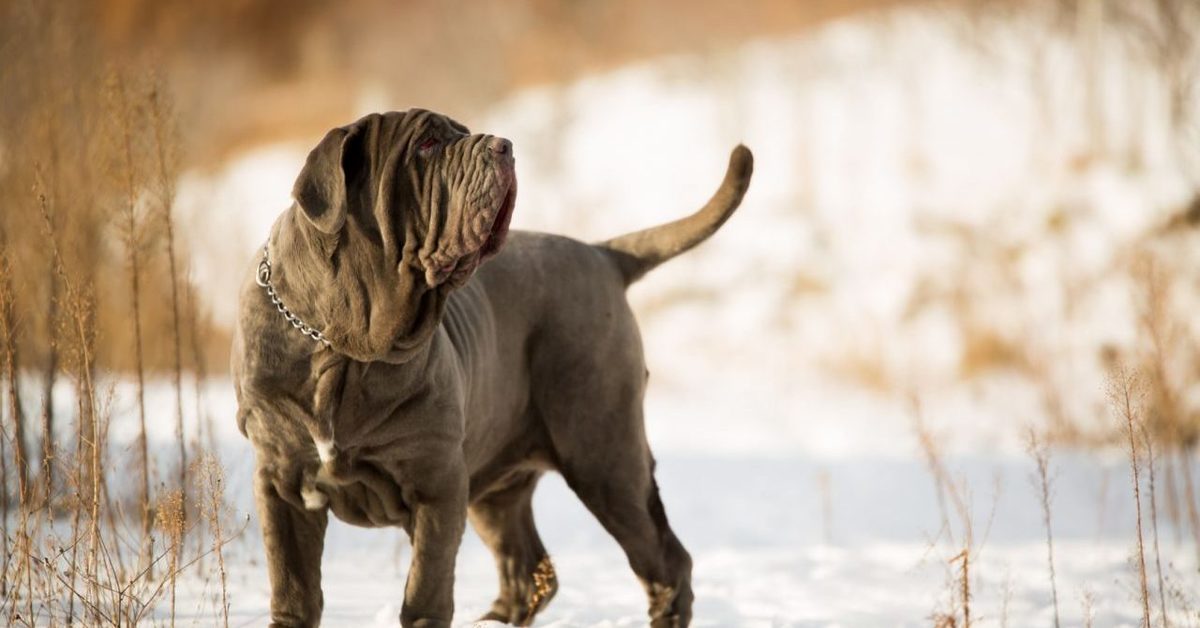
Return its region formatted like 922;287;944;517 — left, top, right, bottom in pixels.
1136;256;1200;558
916;383;1196;627
0;5;245;623
194;453;232;628
912;398;1000;628
150;78;192;551
1107;365;1153;628
155;488;185;627
0;241;31;506
1142;423;1171;627
1025;428;1061;628
0;0;231;377
112;68;156;579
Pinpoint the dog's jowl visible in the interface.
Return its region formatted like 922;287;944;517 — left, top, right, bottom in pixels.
231;109;753;628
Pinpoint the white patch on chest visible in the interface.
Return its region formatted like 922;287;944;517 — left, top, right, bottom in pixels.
301;484;329;510
315;437;337;464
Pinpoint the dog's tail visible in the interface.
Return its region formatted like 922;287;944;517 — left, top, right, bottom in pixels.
596;145;753;285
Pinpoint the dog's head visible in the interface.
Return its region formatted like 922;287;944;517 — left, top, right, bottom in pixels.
274;109;516;362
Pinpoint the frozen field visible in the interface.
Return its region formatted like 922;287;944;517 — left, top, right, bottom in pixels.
98;379;1190;628
168;406;1199;628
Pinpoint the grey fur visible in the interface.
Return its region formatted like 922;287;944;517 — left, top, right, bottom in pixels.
232;109;753;628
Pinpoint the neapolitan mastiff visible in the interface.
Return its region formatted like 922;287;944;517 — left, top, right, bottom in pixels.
232;109;753;627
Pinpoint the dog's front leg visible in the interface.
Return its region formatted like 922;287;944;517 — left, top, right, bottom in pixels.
255;468;329;628
399;457;468;628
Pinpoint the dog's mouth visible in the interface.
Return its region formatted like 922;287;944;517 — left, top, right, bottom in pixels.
481;176;515;259
429;168;516;286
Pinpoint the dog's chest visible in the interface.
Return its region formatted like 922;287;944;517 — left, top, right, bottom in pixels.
315;455;413;529
245;412;411;530
283;363;469;528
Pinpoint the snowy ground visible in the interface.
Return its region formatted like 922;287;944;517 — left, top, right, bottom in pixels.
90;378;1188;628
134;4;1200;627
168;433;1200;627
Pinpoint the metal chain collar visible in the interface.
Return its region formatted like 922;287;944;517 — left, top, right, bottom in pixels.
256;245;332;347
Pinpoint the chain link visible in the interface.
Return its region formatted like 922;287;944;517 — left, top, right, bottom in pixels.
256;245;332;347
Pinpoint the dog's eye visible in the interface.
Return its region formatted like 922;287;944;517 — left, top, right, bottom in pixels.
417;137;440;154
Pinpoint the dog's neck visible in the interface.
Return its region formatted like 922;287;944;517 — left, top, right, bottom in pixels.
264;209;447;365
255;245;331;347
251;237;442;420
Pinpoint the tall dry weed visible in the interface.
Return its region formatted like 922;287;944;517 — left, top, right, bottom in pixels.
111;68;156;578
912;398;1000;628
195;452;232;628
1107;365;1153;628
149;76;191;544
1132;255;1200;557
1141;423;1171;626
156;488;186;627
0;1;252;621
1025;428;1061;628
0;237;30;505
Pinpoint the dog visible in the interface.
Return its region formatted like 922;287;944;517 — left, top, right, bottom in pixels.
232;109;753;627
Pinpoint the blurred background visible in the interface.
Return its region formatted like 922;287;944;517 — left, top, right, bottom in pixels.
2;0;1200;626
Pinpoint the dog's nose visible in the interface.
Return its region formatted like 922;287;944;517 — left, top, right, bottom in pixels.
489;137;512;156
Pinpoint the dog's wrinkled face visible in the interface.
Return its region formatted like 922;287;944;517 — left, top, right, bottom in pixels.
283;109;516;361
409;115;517;288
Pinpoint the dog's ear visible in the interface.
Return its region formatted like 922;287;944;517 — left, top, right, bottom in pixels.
293;125;361;234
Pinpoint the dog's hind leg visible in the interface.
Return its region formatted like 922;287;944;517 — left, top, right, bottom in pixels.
559;442;693;627
469;470;557;626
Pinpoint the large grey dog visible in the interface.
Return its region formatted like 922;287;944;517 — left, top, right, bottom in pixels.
232;109;752;628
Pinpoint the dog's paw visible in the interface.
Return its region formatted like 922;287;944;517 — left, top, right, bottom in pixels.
478;555;558;626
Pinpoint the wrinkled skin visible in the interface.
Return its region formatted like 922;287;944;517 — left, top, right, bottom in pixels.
232;109;753;627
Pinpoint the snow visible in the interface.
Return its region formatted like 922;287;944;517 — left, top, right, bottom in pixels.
50;377;1183;627
137;4;1200;627
169;445;1197;627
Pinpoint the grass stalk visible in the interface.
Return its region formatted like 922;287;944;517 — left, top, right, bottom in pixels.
197;453;231;627
186;283;211;566
0;238;30;509
0;360;8;606
1108;366;1152;628
41;253;59;511
1141;426;1170;627
113;71;155;577
1025;428;1061;628
149;79;189;538
155;489;185;628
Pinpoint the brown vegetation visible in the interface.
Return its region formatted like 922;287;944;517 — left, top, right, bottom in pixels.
1108;366;1153;628
1025;428;1061;628
912;399;1000;628
0;3;244;623
0;0;230;376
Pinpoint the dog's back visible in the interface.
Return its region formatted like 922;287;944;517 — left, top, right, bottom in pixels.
448;145;752;474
